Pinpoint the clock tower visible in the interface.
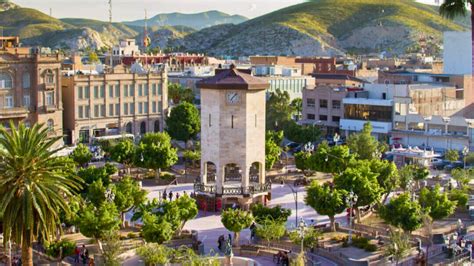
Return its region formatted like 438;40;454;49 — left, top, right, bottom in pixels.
195;65;271;210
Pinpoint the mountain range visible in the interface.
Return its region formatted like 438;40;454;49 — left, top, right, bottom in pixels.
0;0;471;56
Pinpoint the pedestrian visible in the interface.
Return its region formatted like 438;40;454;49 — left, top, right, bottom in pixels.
81;245;88;265
74;246;81;263
228;233;232;244
88;257;95;266
250;222;256;240
176;192;180;199
183;191;187;196
218;235;225;251
162;189;167;201
232;202;237;209
169;191;173;201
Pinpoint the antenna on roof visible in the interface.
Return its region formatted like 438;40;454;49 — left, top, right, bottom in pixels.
143;9;151;70
108;0;113;69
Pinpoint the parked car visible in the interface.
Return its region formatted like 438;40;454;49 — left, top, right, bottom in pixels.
444;161;464;171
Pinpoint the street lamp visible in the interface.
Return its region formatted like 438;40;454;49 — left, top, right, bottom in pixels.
286;184;299;226
304;142;315;153
298;218;307;253
345;190;358;245
462;146;469;169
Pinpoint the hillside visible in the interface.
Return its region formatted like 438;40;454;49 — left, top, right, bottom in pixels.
124;10;247;30
175;0;470;56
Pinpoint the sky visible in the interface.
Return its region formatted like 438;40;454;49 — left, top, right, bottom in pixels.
13;0;440;21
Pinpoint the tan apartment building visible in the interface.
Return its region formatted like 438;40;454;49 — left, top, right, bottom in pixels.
0;37;64;145
62;65;168;145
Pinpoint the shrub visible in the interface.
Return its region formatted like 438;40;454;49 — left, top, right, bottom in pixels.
364;243;377;252
161;173;176;181
127;232;138;239
44;239;76;258
342;236;376;251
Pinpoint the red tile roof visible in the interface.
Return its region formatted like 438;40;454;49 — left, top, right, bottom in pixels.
197;65;269;90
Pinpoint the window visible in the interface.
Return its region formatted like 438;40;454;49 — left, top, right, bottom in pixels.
5;96;13;108
115;103;120;116
319;99;328;108
138;102;143;114
45;74;54;84
130;103;135;114
138;84;143;96
382;93;387;100
109;85;114;98
0;72;12;89
209;114;212;127
115;85;120;98
109;104;114;116
306;98;315;108
332;100;341;109
332;116;340;122
94;86;99;98
319;115;328;121
85;106;90;118
124;85;129;97
158;84;162;95
78;106;84;118
94;105;99;117
231;115;234;128
100;104;105;117
144;103;149;113
129;85;134;97
344;104;393;122
158;101;162;112
144;84;149;96
152;84;157;96
47;119;54;132
307;114;315;120
22;73;30;89
85;86;90;99
152;101;157;113
124;103;129;115
78;86;83;99
100;85;105;98
23;95;30;107
46;92;54;106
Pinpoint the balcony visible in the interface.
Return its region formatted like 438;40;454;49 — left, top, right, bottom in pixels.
44;83;55;91
0;107;29;119
194;182;271;196
44;105;56;113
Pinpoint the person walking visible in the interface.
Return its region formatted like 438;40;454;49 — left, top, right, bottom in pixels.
74;246;81;263
176;192;180;200
169;191;173;201
162;189;167;201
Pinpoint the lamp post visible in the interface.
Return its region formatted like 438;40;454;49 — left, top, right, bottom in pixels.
462;146;469;169
286;184;299;227
345;190;358;245
298;218;307;253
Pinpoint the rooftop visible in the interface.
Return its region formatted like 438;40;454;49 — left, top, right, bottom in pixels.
197;65;269;90
311;73;367;83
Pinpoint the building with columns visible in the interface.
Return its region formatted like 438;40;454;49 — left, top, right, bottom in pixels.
61;64;167;145
194;65;271;211
0;36;64;146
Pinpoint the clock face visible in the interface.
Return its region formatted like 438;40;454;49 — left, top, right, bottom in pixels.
226;91;240;104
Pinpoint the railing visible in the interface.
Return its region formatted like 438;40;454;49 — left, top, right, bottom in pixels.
248;182;271;194
249;174;259;183
222;186;243;195
193;182;215;193
224;173;242;182
194;182;272;196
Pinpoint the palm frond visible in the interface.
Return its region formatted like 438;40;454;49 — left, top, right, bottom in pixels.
440;0;469;19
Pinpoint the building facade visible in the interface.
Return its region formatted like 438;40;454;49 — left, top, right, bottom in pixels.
0;36;64;146
194;65;270;210
62;65;168;145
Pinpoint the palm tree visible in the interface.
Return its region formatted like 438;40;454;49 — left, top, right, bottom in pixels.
0;122;81;266
440;1;473;77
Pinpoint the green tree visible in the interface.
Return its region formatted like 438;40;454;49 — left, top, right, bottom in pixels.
289;227;321;250
85;179;108;204
347;122;386;160
113;176;147;227
294;151;313;176
307;142;354;174
183;149;200;168
136;132;178;179
77;164;116;189
450;189;468;208
445;149;460;163
70;143;93;167
369;159;399;203
305;182;347;231
174;194;199;234
385;227;412;265
419;184;457;220
290;98;303;121
110;139;136;174
76;202;120;252
0;123;81;266
131;199;160;222
255;218;286;247
168;83;195;104
464;152;474;165
166;102;200;141
451;168;473;190
88;51;100;63
283;120;321;144
334;161;383;222
266;131;283;170
141;212;175;244
221;209;254;246
102;231;123;266
440;1;474;87
398;165;414;191
379;193;423;232
251;203;291;224
266;89;293;130
137;243;172;265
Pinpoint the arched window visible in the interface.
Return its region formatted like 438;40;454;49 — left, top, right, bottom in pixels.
205;162;216;183
249;162;261;183
47;119;54;132
224;163;242;182
0;72;13;89
22;73;30;89
125;122;133;134
154;120;160;132
140;121;146;134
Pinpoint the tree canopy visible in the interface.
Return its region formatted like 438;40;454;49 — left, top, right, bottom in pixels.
70;143;93;167
221;209;254;246
113;176;147;226
166;102;200;141
251;203;291;224
135;132;178;178
347;122;386;160
265;131;283;170
419;185;457;221
305;182;347;231
445;149;460;163
266;89;293;130
379;193;423;232
168;83;195;104
110;139;136;170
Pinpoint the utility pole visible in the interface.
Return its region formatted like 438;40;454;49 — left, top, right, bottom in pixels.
108;0;113;68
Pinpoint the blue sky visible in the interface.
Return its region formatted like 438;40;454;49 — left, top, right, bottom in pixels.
13;0;439;21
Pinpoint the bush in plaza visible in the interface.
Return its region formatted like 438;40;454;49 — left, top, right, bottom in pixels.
44;239;76;259
255;217;286;247
221;209;254;247
379;193;423;233
135;132;178;179
70;143;93;167
137;243;172;265
289;227;321;250
251;203;291;224
449;189;469;208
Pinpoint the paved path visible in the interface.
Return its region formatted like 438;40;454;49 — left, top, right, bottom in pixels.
125;182;339;265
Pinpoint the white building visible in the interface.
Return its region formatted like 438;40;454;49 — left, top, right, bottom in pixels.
108;39;141;66
443;31;471;75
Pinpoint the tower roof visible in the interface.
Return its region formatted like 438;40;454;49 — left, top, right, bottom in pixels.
197;64;269;90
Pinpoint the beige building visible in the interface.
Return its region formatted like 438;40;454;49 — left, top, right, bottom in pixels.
62;65;168;144
195;65;270;211
0;37;64;146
